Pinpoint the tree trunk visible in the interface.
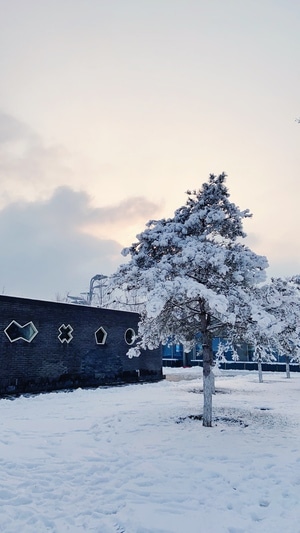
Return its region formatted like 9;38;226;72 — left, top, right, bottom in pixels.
203;371;213;426
211;370;216;394
202;327;213;427
258;360;263;383
183;350;188;367
286;356;290;379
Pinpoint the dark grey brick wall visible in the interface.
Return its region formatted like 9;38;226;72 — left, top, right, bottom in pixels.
0;295;163;395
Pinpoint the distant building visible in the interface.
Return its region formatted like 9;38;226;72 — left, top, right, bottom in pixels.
162;336;299;372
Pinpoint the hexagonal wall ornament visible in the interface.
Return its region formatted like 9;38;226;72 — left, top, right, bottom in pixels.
95;326;107;345
58;324;73;344
4;320;38;343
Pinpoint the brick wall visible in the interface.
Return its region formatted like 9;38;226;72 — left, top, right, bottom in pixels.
0;295;163;395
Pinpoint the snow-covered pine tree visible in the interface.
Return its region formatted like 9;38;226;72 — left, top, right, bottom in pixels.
113;173;269;426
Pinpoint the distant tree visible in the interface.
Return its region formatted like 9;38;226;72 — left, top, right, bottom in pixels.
260;276;300;377
112;173;270;426
235;286;280;382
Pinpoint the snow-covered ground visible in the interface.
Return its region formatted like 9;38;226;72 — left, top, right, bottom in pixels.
0;368;299;533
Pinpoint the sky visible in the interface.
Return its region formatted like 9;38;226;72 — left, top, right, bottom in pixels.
0;0;299;301
1;368;300;532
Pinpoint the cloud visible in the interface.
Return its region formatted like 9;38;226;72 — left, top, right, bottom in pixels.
0;187;160;301
0;111;162;222
0;111;74;206
0;111;35;144
0;112;162;301
40;186;160;229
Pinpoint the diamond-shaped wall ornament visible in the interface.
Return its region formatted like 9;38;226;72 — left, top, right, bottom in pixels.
58;324;73;344
4;320;38;343
95;326;107;345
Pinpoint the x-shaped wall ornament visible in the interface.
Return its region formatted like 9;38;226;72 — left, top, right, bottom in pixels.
58;324;73;344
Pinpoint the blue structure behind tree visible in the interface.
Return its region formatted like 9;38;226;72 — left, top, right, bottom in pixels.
162;336;298;372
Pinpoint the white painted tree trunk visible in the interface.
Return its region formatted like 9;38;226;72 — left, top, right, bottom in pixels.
258;361;263;383
211;370;215;394
201;316;213;427
203;371;213;427
286;357;291;379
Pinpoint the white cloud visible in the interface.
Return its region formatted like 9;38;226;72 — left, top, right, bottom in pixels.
0;112;161;300
0;111;75;206
0;187;160;301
